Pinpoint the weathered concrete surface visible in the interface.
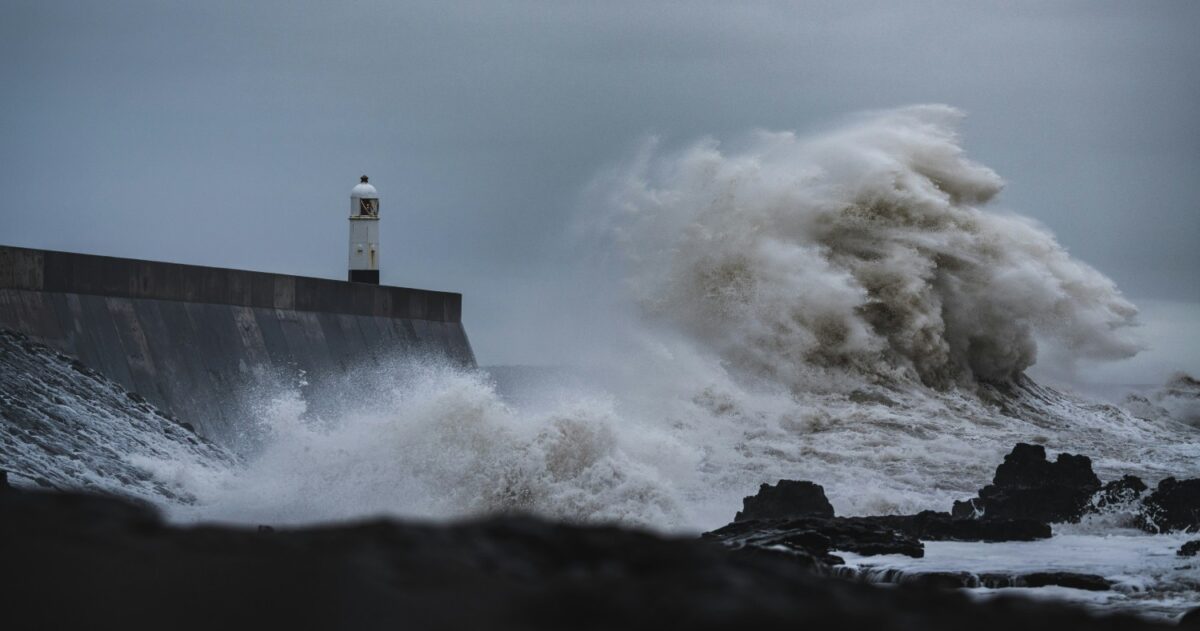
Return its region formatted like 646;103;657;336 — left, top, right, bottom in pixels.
0;246;474;439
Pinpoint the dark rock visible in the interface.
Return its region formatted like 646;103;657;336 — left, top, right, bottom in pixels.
0;488;1169;630
1018;572;1113;591
1138;477;1200;533
257;525;275;534
858;511;1051;542
1179;540;1200;557
951;497;984;519
727;541;833;573
708;516;924;560
899;571;978;590
707;510;1050;568
1182;607;1200;627
735;480;835;521
847;570;1111;592
0;469;9;492
1094;475;1147;510
849;571;1108;597
954;443;1101;524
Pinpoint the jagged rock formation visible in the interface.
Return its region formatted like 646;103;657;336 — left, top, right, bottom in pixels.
708;516;925;562
951;443;1100;523
1095;475;1148;511
708;442;1200;606
734;480;835;521
1139;477;1200;533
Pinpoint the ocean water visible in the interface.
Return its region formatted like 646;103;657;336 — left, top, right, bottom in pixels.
2;106;1197;619
838;529;1199;620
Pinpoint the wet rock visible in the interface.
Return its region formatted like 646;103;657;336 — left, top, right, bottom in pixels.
899;571;977;590
1178;540;1200;557
1182;607;1200;628
734;480;835;521
707;510;1050;569
726;541;832;573
846;569;1112;592
859;511;1050;542
707;516;924;560
1138;477;1200;533
1017;572;1113;591
716;479;1051;567
951;497;984;519
953;443;1100;524
1094;475;1147;510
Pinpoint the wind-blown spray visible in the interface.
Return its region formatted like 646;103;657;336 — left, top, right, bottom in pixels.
604;105;1141;390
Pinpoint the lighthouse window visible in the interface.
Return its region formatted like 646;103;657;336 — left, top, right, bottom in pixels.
359;198;378;217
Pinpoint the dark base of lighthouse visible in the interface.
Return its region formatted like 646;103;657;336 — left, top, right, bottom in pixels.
348;270;380;284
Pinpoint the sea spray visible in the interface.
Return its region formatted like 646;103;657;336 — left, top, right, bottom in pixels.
598;105;1141;389
176;361;687;528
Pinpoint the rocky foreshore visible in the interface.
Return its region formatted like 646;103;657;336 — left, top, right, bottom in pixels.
704;443;1200;616
2;458;1197;631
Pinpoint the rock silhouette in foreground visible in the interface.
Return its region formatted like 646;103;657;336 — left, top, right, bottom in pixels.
0;488;1166;631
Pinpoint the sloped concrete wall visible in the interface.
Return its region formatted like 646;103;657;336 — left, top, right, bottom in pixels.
0;246;475;439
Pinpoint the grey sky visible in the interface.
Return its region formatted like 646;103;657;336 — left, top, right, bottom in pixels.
2;1;1198;376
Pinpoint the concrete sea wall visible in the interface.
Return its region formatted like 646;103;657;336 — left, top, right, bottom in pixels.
0;245;474;439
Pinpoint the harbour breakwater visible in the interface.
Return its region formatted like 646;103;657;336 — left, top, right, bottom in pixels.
0;245;474;439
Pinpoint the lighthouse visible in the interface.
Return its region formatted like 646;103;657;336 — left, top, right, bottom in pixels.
348;175;380;284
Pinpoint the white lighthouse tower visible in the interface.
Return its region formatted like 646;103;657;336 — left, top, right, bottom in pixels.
348;175;380;284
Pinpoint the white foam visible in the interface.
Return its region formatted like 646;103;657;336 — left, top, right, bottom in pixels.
838;533;1200;620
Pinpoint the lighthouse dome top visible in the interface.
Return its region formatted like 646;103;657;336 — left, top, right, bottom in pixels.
351;175;378;199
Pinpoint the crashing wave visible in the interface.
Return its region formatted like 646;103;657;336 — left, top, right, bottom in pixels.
600;105;1141;390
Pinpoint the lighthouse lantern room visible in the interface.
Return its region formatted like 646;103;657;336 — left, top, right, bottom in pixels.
348;175;380;284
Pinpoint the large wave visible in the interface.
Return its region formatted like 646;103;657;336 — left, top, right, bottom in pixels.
600;105;1141;390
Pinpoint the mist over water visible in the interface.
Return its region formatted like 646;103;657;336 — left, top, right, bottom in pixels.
163;106;1195;534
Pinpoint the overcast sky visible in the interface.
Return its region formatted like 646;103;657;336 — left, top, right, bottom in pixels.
2;1;1197;379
